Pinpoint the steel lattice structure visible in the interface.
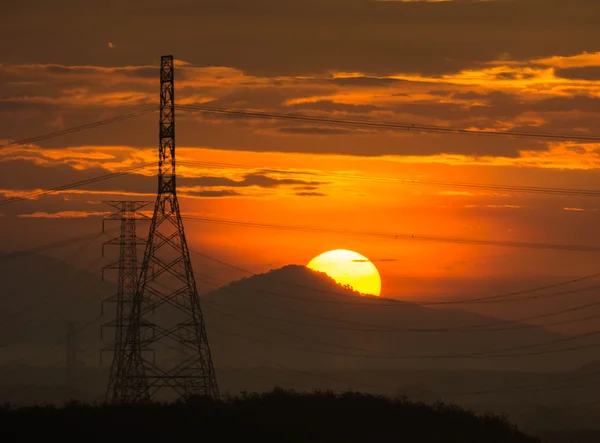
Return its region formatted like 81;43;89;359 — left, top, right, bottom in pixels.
101;200;151;403
65;322;78;399
115;55;219;402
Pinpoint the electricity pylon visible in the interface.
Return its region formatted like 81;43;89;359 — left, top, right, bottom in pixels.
101;200;150;403
117;55;219;402
65;321;78;399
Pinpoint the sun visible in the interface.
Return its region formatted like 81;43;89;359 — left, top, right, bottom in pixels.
307;249;382;296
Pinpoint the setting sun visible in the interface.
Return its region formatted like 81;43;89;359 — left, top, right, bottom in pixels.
307;249;382;296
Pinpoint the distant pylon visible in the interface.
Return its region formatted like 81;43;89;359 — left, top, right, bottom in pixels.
118;55;219;402
101;200;151;403
65;321;78;399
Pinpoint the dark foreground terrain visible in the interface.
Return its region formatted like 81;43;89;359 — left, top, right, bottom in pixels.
0;390;539;442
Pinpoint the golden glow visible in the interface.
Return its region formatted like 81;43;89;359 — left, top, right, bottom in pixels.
307;249;382;296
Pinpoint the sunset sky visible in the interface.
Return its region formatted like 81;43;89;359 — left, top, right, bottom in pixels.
3;0;600;323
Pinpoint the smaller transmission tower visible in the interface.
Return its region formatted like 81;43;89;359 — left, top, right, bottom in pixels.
65;321;78;399
101;201;150;404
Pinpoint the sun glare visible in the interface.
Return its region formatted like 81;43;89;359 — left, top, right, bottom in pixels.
307;249;382;296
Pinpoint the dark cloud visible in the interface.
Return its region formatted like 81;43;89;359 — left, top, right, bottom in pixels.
2;0;600;77
555;66;600;80
0;0;600;77
196;86;334;109
183;189;242;197
1;1;599;160
289;100;381;114
181;173;327;189
525;95;600;114
294;185;321;191
451;91;515;103
275;126;356;136
329;77;407;87
179;118;550;157
295;191;327;197
494;71;536;80
0;159;328;215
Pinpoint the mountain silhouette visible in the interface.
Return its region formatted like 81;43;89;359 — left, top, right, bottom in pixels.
1;255;595;375
202;265;593;373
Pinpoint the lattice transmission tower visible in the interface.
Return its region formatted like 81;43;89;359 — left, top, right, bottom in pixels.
116;55;219;402
101;201;151;404
65;321;78;399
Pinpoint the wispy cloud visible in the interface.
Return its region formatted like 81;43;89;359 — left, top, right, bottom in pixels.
563;207;598;212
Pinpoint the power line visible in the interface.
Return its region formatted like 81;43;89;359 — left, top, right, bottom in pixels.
198;274;600;360
179;159;600;199
175;104;600;143
209;299;600;398
0;162;154;206
0;312;106;400
0;233;104;329
207;305;600;361
0;229;114;262
0;255;108;353
190;253;600;333
214;274;600;333
189;247;600;307
198;270;600;398
233;280;600;332
182;215;600;253
189;248;600;335
237;304;600;335
195;269;600;397
0;107;158;151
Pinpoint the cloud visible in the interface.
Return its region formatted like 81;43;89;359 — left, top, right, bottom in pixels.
555;67;600;81
3;23;600;163
274;127;356;136
179;172;327;189
0;157;332;216
563;207;598;212
6;0;600;78
295;192;327;197
294;185;321;191
464;204;522;209
181;189;242;198
329;76;407;87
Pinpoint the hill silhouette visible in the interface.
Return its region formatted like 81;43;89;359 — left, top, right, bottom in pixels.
202;265;591;373
1;255;591;374
3;253;600;436
0;390;540;443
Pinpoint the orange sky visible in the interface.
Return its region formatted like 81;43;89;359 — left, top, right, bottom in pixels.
3;0;600;327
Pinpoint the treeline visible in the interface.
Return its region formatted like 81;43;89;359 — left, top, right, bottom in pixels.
0;389;540;442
